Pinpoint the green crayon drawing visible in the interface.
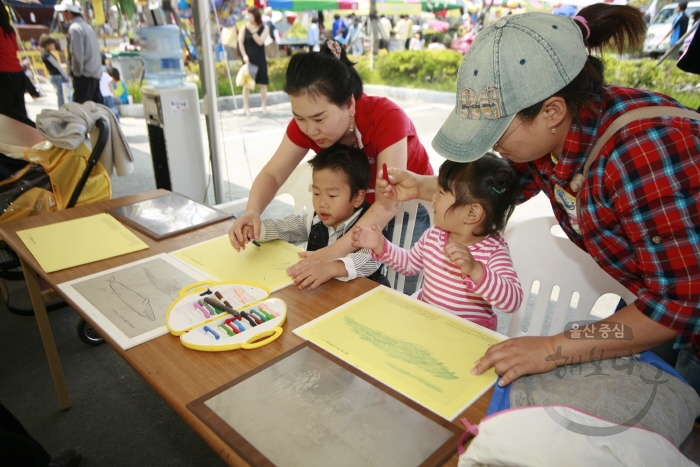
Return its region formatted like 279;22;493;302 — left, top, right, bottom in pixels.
344;316;458;380
386;363;444;392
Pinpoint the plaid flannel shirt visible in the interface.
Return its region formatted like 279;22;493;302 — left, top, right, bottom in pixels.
512;86;700;349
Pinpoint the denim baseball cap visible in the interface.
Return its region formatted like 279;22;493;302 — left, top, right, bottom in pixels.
432;13;588;162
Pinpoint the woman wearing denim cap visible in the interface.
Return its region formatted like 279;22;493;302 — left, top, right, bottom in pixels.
379;4;700;392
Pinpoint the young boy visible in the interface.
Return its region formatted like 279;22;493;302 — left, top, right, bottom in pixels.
250;144;388;290
39;35;70;107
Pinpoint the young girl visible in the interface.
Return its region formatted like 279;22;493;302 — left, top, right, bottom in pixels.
352;153;523;331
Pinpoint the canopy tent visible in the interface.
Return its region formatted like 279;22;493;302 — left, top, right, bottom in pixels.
267;0;459;14
350;0;457;15
422;0;461;12
266;0;359;10
541;0;627;6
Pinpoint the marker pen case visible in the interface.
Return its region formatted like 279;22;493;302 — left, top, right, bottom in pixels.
165;280;287;352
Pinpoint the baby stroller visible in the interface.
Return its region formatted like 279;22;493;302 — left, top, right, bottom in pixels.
0;113;112;346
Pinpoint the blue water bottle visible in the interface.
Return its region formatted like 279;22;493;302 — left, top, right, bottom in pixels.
137;25;186;88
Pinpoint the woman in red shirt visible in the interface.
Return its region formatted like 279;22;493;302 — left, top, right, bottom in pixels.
229;40;434;290
0;4;34;127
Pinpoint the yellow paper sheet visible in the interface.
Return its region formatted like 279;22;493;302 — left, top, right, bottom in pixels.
294;287;504;421
17;213;149;273
172;235;302;291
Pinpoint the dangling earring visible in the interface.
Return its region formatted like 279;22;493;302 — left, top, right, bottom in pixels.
349;114;355;133
551;125;556;135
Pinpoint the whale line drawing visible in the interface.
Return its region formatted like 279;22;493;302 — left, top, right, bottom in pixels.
108;276;155;321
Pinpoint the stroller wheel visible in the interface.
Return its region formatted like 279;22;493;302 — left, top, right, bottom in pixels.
77;319;105;346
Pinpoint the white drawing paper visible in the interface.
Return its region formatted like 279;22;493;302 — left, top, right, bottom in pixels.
59;254;214;350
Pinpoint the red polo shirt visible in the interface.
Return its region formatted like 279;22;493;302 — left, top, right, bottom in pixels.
286;93;434;204
0;31;23;73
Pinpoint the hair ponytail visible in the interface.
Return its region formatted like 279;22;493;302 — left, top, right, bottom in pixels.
577;4;646;54
284;41;363;106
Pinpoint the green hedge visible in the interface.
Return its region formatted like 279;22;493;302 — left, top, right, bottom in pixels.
357;50;463;92
602;55;700;109
126;52;700;109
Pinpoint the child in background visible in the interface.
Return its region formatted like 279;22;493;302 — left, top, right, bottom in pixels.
108;67;129;105
99;56;119;120
235;144;389;290
39;35;70;107
352;153;523;331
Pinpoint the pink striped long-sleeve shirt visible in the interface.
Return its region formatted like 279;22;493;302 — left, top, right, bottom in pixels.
374;226;522;331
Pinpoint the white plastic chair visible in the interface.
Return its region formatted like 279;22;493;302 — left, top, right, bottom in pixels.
386;199;434;293
215;162;314;233
275;161;314;233
500;213;635;338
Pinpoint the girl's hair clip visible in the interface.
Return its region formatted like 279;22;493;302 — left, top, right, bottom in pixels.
492;186;505;194
327;40;342;59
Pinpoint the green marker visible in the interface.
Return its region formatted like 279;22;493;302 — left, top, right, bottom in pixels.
250;309;267;322
218;323;235;336
258;308;273;320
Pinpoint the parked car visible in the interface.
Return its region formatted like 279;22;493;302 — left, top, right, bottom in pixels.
643;1;700;58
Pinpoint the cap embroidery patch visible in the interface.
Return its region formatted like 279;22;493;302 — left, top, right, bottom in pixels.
459;87;503;120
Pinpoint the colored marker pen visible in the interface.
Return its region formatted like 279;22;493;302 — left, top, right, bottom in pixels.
257;308;273;320
213;292;237;312
203;297;240;316
218;323;235;337
240;311;257;327
193;302;210;318
382;162;389;182
233;286;251;304
198;299;216;314
203;326;220;339
259;303;279;318
223;318;242;334
251;239;261;247
250;309;268;322
248;311;263;325
231;318;246;332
